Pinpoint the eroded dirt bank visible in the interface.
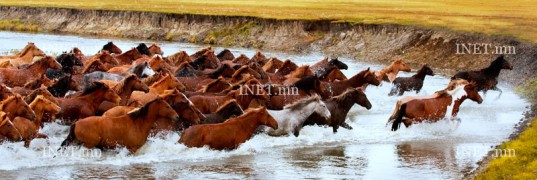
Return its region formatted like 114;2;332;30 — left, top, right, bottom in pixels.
1;6;536;85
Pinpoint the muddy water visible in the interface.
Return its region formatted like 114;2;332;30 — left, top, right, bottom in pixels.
0;31;528;179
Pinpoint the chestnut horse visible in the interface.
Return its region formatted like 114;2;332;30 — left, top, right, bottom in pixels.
374;59;412;82
304;88;372;133
390;80;483;131
318;68;380;98
452;55;513;97
97;74;150;115
129;74;186;105
0;42;46;68
29;95;61;128
166;51;191;66
56;81;121;124
199;77;232;93
0;112;22;143
114;48;143;65
319;68;347;82
201;99;244;124
60;97;179;153
0;84;14;101
179;107;278;150
251;51;269;65
389;64;434;96
189;79;270;113
267;76;322;110
0;56;62;87
262;57;284;73
0;94;36;121
102;42;123;54
148;43;163;56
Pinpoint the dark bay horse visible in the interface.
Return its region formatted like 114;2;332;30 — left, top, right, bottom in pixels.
45;52;83;79
102;42;123;54
216;49;235;61
310;57;348;77
201;99;244;124
452;55;513;97
47;75;80;97
319;68;380;98
389;64;434;96
179;107;278;150
304;88;372;133
60;97;179;153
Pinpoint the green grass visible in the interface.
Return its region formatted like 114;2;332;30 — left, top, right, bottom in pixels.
0;0;536;42
476;118;537;179
0;19;41;32
515;77;537;103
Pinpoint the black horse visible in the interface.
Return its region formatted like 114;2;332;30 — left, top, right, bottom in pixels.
452;55;513;97
48;75;80;97
136;43;151;56
45;52;83;79
389;64;434;96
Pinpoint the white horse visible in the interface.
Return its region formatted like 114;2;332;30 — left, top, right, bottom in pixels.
264;95;331;137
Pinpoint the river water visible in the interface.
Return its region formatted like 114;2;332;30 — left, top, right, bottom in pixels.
0;31;528;179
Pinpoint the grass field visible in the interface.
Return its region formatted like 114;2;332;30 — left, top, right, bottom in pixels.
0;0;536;42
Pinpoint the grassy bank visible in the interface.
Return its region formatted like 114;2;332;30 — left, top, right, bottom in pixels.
0;0;536;42
0;19;41;32
476;118;537;179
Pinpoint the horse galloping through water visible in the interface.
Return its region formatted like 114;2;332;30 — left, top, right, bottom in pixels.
452;55;513;98
389;64;434;96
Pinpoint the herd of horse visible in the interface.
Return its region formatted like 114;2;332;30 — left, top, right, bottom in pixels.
0;42;512;153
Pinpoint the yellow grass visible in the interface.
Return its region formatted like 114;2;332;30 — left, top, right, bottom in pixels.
0;0;536;42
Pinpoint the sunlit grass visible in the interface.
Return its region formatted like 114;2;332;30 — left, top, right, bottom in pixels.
0;0;536;42
0;19;41;32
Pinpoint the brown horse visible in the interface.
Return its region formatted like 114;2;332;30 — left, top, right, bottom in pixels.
309;57;349;76
24;87;59;106
12;116;45;147
189;79;270;113
282;65;315;85
23;74;56;89
114;48;143;65
262;57;284;73
148;43;163;56
0;56;62;87
275;59;299;76
319;67;347;82
47;75;80;97
451;82;484;117
216;49;235;61
129;74;186;105
0;42;46;68
0;94;36;121
189;53;219;70
304;88;372;133
251;51;269;65
452;55;513;97
373;59;412;82
29;95;61;128
389;64;434;96
166;51;191;66
56;81;121;124
267;76;322;110
102;42;123;54
232;54;251;65
389;80;483;131
179;107;278;150
0;112;22;143
60;97;179;153
0;84;14;101
199;77;232;93
97;74;150;114
319;68;380;98
201;99;244;124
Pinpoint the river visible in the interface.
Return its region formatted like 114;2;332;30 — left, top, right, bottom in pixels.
0;31;528;179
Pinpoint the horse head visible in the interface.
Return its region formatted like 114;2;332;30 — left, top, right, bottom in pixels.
103;41;122;54
0;94;36;121
464;81;483;104
329;57;348;70
0;112;22;141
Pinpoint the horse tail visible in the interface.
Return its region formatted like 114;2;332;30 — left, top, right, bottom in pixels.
58;123;77;151
391;103;407;131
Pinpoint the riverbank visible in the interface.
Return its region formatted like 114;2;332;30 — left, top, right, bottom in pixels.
1;5;536;178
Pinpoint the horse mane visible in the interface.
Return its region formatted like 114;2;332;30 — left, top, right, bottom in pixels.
215;99;242;113
28;95;47;107
331;88;361;103
283;95;321;111
136;43;151;56
209;64;231;79
414;65;431;77
143;72;163;86
293;76;318;90
24;75;46;89
81;81;109;96
201;77;230;93
82;58;104;73
216;49;232;59
17;43;35;56
190;55;208;67
114;74;138;95
131;62;148;77
102;42;114;51
286;65;310;78
484;55;507;73
25;56;51;69
0;95;17;109
24;88;49;104
231;65;250;79
128;97;162;119
232;54;250;63
151;74;172;87
167;51;189;63
276;59;298;75
191;47;211;58
50;75;71;88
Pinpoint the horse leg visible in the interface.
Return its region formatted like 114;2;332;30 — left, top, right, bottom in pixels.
391;103;407;131
58;124;77;151
24;140;32;148
332;124;339;133
340;122;353;130
493;86;503;99
388;86;398;96
402;118;413;128
37;133;48;139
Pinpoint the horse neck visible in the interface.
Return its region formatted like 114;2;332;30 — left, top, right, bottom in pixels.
30;105;44;128
232;112;263;136
48;80;68;95
340;72;366;88
333;95;357;113
483;64;502;77
19;49;36;61
289;103;317;121
232;91;252;109
130;110;159;135
27;61;48;75
413;69;427;80
114;82;135;105
78;90;107;107
451;95;468;117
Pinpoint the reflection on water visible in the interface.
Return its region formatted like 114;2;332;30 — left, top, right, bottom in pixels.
0;31;529;179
